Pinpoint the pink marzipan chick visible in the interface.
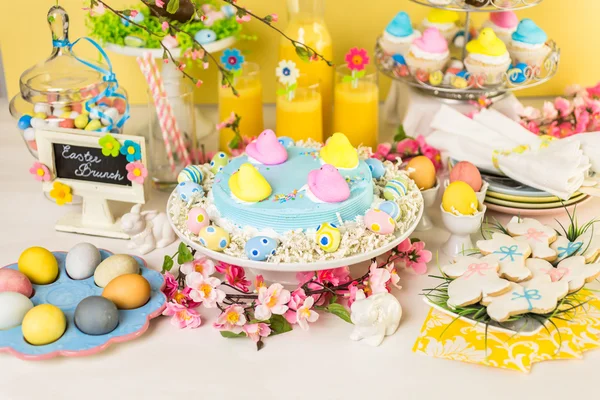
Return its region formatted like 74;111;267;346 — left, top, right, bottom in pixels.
307;164;350;203
245;129;288;165
413;27;448;54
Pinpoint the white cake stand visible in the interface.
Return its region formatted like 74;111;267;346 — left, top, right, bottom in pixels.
167;194;424;284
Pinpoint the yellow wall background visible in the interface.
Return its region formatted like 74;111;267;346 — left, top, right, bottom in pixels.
2;0;599;105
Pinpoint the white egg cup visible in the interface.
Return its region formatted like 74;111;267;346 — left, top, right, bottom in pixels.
416;179;440;231
444;179;489;205
440;203;487;258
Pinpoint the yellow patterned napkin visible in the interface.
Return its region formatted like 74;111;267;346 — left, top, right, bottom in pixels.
413;290;600;373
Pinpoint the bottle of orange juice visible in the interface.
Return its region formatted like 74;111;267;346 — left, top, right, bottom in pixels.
279;0;333;138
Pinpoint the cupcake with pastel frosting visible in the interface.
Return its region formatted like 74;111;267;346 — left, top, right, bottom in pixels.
507;19;551;66
482;11;519;45
464;28;512;84
380;11;422;56
405;27;450;75
420;9;460;41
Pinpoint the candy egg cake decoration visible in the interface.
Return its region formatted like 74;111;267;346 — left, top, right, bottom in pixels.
168;131;424;263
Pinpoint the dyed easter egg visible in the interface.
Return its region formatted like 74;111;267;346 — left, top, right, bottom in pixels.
18;115;32;130
177;165;204;184
187;207;210;234
94;254;139;288
406;156;436;190
442;181;478;215
0;269;33;297
66;242;102;280
194;29;217;44
198;226;230;252
18;247;58;285
22;304;66;345
278;136;295;148
0;292;34;330
383;176;410;200
316;223;341;253
85;119;103;131
365;158;386;179
377;200;400;221
74;296;119;335
210;152;229;174
245;236;279;261
100;107;120;126
177;181;204;203
364;209;396;235
449;161;482;192
102;274;151;310
74;114;89;129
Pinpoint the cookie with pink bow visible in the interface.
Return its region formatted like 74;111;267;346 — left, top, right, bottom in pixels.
441;255;511;308
506;217;557;262
476;233;532;282
525;256;600;294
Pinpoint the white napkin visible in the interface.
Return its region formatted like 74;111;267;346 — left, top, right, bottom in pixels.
473;109;542;148
563;131;600;173
427;130;497;172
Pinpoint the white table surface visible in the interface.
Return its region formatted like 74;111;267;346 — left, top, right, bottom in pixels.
1;99;599;400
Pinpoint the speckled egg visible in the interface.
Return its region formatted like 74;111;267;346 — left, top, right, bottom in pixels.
187;207;210;234
0;292;34;330
0;269;33;297
245;236;279;261
365;158;386;179
65;242;101;280
177;181;204;203
316;223;341;253
442;181;479;215
383;176;410;200
194;29;217;44
377;200;401;221
278;136;295;148
198;226;230;252
18;247;58;285
365;209;396;235
94;254;139;288
210;152;229;174
22;304;66;345
102;274;151;310
177;165;204;184
74;296;119;335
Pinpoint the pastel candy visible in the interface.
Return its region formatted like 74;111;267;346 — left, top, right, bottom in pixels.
386;11;414;38
384;176;410;200
365;209;396;235
210;152;229;174
178;165;204;184
229;163;272;203
316;223;341;253
466;28;506;56
320;133;359;169
365;158;385;179
377;200;400;221
245;236;279;261
278;136;295;148
18;115;32;130
245;129;288;165
187;207;210;234
195;29;217;44
308;164;350;203
0;269;33;297
177;181;204;203
512;18;547;45
413;28;448;54
198;226;230;252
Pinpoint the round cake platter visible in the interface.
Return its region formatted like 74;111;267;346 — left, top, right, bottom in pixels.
167;194;424;285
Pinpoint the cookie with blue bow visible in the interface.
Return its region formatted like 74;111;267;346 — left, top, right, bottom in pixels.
476;233;532;282
551;228;600;264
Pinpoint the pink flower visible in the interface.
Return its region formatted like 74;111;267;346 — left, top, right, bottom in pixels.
162;271;179;300
29;162;51;182
416;135;442;170
185;272;225;308
547;121;560;138
587;82;600;99
284;288;307;324
229;136;255;156
366;261;391;295
129;10;139;17
345;48;370;71
396;138;419;156
196;80;203;88
465;110;479;119
255;283;290;320
522;120;540;134
519;106;541;120
346;281;360;307
254;275;266;292
374;142;392;160
84;3;106;16
224;265;251;293
558;122;574;138
297;267;350;289
575;108;591;133
178;287;202;308
236;11;251;23
296;297;319;330
243;323;271;343
554;97;572;118
565;84;584;97
155;0;165;8
162;302;202;329
203;62;209;70
542;101;558;121
398;240;432;275
126;161;147;184
269;13;279;22
214;305;247;333
386;262;402;289
161;21;169;31
181;255;215;277
216;111;236;131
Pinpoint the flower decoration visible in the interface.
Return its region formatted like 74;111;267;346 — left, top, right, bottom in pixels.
345;47;370;72
243;323;271;343
276;60;300;101
120;140;141;162
99;134;121;157
29;162;51;182
181;256;215;277
185;272;225;308
49;182;73;206
255;283;291;321
397;239;432;275
296;297;319;330
162;302;202;329
126;161;148;184
374;128;442;171
214;305;246;333
220;48;245;73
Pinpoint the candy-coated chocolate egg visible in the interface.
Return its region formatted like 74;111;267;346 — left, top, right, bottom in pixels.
442;181;479;215
18;115;32;130
18;247;58;285
383;176;410;200
33;103;51;115
113;98;128;114
23;127;35;141
245;236;279;261
377;200;401;221
365;158;386;179
58;119;75;129
429;70;444;86
277;136;295;148
178;165;204;184
210;152;229;174
74;296;119;335
101;107;120;126
194;29;217;44
94;254;139;288
34;112;48;119
198;226;230;252
187;207;210;234
449;161;482;192
0;292;33;330
365;209;396;235
66;242;101;280
451;76;468;89
177;181;204;203
0;269;33;297
30;117;46;129
316;223;341;253
102;274;151;310
74;114;89;129
22;304;66;345
85;119;103;131
406;156;436;190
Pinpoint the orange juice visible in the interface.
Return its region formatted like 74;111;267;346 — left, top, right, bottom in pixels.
276;85;323;142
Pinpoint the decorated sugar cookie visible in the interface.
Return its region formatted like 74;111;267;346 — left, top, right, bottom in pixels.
484;281;569;322
441;255;511;308
506;217;557;262
572;229;600;263
550;236;584;262
524;258;568;285
550;256;600;293
476;233;532;282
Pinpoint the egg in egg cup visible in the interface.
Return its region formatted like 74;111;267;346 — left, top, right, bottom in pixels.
440;202;487;258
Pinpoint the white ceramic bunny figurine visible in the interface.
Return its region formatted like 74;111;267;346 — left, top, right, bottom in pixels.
121;204;176;255
349;290;402;346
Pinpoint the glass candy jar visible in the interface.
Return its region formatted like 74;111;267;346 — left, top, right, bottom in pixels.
9;5;129;158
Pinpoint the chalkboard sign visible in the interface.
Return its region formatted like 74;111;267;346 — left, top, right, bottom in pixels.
52;143;132;187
